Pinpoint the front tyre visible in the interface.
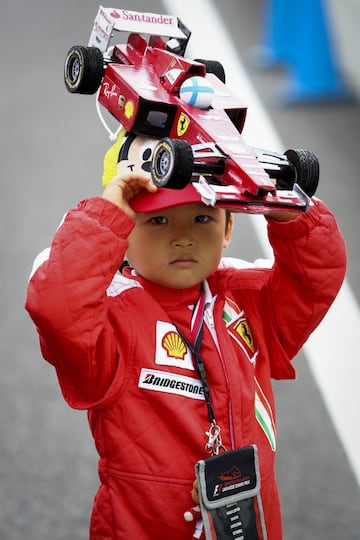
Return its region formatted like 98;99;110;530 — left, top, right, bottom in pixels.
151;138;194;189
64;46;104;94
284;149;319;197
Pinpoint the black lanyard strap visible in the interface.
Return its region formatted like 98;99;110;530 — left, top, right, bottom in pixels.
176;284;226;455
177;324;216;426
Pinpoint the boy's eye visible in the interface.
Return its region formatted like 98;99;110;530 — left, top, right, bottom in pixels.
150;216;168;225
195;215;211;223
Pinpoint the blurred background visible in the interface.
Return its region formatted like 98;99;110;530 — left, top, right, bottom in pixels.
1;1;359;538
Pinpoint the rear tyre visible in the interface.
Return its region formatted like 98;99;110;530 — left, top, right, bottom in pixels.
193;59;226;83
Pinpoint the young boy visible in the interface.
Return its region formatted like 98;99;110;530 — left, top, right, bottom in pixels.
25;132;346;540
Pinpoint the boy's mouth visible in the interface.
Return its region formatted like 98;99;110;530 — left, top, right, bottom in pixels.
170;255;197;266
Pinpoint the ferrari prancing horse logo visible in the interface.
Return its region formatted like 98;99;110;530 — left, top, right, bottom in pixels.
177;113;190;136
227;316;258;362
233;319;254;353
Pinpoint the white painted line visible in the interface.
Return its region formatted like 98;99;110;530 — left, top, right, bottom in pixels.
163;0;360;485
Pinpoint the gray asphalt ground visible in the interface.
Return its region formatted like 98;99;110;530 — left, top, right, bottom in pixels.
1;1;359;539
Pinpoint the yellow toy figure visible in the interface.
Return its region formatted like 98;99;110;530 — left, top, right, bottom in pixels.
102;128;157;187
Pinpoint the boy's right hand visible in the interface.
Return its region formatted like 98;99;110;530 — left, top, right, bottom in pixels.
102;173;157;217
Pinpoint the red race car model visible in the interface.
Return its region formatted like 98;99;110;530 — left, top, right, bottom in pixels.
64;6;319;213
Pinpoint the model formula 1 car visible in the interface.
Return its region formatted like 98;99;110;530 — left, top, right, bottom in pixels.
64;6;319;213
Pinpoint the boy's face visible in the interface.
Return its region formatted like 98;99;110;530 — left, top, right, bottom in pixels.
126;203;233;289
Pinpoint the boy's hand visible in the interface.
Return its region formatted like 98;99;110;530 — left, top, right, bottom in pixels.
265;209;301;221
102;173;157;217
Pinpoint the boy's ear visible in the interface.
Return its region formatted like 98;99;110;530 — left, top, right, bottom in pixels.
223;213;234;248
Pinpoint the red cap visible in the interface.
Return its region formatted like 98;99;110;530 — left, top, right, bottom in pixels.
130;183;203;212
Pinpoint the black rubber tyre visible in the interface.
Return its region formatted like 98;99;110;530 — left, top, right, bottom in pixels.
284;149;319;197
151;138;194;188
64;46;104;94
193;58;226;83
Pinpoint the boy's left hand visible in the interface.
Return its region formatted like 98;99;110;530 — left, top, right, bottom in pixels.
102;173;157;217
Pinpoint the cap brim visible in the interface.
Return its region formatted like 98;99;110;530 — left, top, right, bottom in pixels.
130;183;203;213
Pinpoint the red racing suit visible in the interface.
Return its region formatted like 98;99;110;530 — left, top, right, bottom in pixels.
25;197;346;540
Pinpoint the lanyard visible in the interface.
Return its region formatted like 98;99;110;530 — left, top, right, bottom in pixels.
176;284;226;455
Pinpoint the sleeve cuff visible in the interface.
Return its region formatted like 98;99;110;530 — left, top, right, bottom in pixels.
266;199;323;239
78;196;135;238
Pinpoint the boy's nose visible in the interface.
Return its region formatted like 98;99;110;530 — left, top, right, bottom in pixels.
173;238;195;247
172;234;195;248
170;222;195;247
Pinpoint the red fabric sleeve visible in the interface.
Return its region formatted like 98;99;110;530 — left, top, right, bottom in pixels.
216;199;347;378
265;199;347;360
25;197;135;408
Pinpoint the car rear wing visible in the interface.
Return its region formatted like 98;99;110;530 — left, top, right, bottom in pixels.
88;6;190;53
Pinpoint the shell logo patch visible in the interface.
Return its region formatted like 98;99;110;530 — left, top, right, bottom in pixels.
177;113;190;136
155;321;194;370
124;100;134;119
162;331;186;360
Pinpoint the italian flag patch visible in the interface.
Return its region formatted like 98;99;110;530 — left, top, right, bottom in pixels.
255;377;276;451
